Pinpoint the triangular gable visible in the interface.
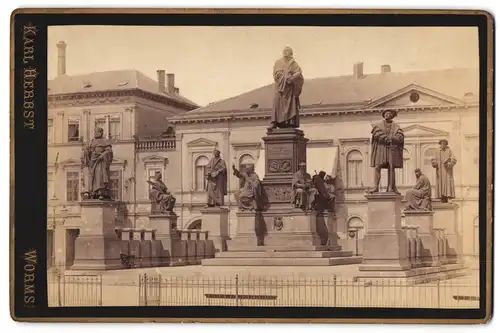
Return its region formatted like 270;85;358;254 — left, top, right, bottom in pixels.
186;138;218;148
59;158;81;167
142;155;168;166
366;84;465;109
400;124;449;137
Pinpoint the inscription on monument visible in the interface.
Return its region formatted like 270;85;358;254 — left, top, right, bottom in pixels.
267;144;292;159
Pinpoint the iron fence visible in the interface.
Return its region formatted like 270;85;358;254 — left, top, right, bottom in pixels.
139;274;480;308
48;271;103;307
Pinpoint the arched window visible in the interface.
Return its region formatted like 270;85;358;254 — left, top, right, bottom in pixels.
347;217;364;239
346;150;363;188
422;147;438;186
239;154;255;169
194;156;209;191
395;148;411;185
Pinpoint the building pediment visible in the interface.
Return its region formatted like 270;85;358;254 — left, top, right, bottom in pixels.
142;155;169;166
186;138;218;148
401;124;449;137
59;158;81;168
366;84;465;109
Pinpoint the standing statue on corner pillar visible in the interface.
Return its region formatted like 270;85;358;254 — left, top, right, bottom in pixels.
81;127;113;200
367;110;405;194
269;46;304;130
432;139;457;203
205;149;228;207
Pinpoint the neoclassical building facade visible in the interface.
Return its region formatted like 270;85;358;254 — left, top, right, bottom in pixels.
48;59;480;268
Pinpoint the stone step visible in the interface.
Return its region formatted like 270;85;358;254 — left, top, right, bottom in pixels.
215;250;354;258
201;256;363;266
225;245;339;252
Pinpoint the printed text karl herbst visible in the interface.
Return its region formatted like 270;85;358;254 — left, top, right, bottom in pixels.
22;23;37;130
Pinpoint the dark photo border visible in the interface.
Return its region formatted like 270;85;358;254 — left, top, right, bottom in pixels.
10;9;494;323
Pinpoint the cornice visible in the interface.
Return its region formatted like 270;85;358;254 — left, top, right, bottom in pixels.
48;88;197;111
171;103;477;125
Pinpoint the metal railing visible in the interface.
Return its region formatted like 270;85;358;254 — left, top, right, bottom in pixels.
138;274;480;308
48;271;103;307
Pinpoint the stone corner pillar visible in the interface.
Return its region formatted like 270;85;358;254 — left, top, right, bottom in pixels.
148;212;180;266
403;210;440;267
359;192;411;272
200;207;230;252
71;200;123;270
432;201;463;264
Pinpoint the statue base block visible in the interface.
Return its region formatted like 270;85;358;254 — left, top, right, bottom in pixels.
433;201;463;264
359;193;411;272
404;210;440;267
71;200;123;270
200;207;230;252
202;210;361;266
71;236;123;270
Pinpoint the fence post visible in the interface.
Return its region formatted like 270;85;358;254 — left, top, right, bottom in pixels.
437;278;440;308
235;274;239;307
143;273;148;306
333;275;337;307
57;271;62;307
98;275;103;306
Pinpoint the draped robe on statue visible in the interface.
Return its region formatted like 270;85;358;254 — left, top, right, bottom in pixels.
405;174;432;211
432;147;457;199
272;57;304;127
370;120;405;168
83;138;113;198
233;169;268;211
206;157;228;206
148;179;176;212
292;170;317;210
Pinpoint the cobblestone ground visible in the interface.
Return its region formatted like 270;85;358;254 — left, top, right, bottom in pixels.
49;264;481;308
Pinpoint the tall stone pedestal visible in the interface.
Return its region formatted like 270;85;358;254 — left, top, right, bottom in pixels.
148;213;183;266
404;210;440;267
72;200;123;270
202;128;361;266
200;207;229;252
359;193;411;273
432;201;463;264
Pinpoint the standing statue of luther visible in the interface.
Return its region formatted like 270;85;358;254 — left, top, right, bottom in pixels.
269;46;304;130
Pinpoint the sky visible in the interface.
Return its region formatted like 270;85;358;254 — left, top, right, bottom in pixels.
48;26;479;106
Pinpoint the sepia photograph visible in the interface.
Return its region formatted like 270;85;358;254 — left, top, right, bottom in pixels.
45;24;482;310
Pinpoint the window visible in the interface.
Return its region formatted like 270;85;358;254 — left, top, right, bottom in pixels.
109;170;122;200
195;155;209;191
395;148;411;186
148;168;163;180
67;116;80;142
66;171;80;202
423;147;438;186
95;118;106;132
109;117;121;140
48;119;54;144
47;172;54;199
346;150;363;187
239;154;255;169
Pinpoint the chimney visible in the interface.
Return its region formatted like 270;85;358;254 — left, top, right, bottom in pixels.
157;70;166;93
381;64;391;74
174;87;179;94
353;62;363;79
167;73;175;94
56;41;67;76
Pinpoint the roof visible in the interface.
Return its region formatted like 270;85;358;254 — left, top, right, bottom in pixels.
186;68;479;115
48;69;199;108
